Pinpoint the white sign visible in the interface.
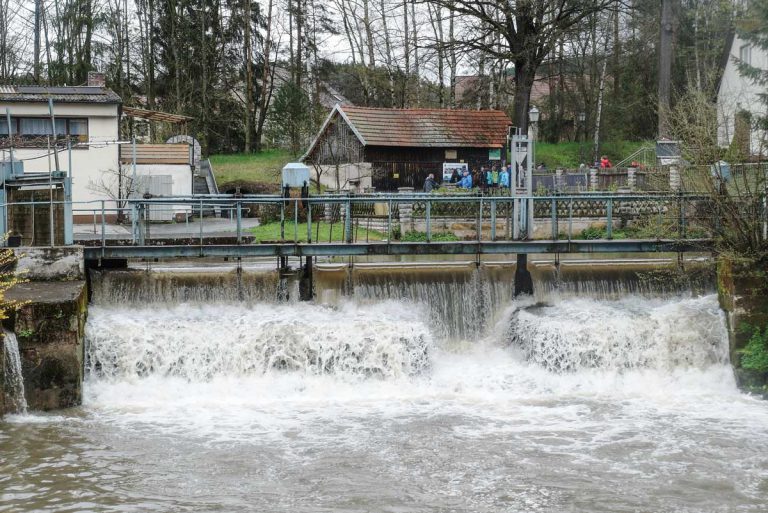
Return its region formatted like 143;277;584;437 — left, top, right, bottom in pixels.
442;162;468;181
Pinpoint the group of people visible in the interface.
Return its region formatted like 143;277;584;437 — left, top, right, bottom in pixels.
447;165;512;190
423;155;616;192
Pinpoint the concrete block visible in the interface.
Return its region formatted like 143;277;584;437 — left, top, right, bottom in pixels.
13;246;84;281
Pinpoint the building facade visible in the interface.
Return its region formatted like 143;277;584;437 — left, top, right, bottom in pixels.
303;105;512;191
717;33;768;155
0;75;122;213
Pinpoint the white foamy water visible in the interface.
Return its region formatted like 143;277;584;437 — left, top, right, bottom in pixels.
3;330;28;414
4;294;768;512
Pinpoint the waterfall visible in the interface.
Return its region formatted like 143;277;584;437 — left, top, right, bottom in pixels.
3;330;28;414
89;268;282;305
507;295;729;372
86;301;432;381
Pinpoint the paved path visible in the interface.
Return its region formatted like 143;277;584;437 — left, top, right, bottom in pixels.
74;218;261;240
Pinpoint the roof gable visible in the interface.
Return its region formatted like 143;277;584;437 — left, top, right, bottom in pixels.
340;106;512;148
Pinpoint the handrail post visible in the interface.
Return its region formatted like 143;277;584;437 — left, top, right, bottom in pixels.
606;197;613;239
294;198;299;243
551;197;557;240
307;199;312;243
490;199;496;241
568;198;573;241
387;199;392;246
100;200;106;255
678;193;685;239
426;200;431;243
199;198;204;246
236;201;242;244
477;196;483;242
131;203;138;244
344;197;352;243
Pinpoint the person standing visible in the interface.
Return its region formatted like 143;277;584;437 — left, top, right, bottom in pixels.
423;173;438;193
459;169;473;189
490;166;500;188
499;166;510;188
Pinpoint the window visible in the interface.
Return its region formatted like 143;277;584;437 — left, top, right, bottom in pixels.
740;44;751;66
0;117;88;145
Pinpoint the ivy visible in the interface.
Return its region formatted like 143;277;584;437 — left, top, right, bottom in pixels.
739;326;768;373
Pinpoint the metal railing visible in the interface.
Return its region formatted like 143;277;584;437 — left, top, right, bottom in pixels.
5;191;763;256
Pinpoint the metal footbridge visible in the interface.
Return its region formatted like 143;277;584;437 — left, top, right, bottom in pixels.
68;192;715;260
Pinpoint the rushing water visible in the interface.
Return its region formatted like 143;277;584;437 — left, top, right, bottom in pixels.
2;266;768;512
2;330;28;414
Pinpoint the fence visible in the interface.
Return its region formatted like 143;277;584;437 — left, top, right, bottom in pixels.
46;193;724;250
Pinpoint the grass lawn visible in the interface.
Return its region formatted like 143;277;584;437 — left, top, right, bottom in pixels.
535;140;653;169
210;150;294;186
251;221;385;242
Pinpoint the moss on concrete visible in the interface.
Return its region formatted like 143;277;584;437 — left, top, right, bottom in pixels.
718;256;768;394
5;281;87;410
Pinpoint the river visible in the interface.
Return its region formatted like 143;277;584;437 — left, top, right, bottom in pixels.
2;266;768;512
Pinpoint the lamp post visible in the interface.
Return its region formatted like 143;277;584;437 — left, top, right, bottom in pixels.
529;105;539;171
578;111;586;165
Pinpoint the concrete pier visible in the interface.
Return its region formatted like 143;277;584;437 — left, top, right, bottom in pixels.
2;247;87;413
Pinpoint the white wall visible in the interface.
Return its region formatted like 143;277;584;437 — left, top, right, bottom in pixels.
313;162;373;192
717;34;768;154
126;163;193;217
0;102;120;209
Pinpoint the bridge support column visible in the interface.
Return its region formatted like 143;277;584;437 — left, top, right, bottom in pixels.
277;256;290;301
299;256;314;301
514;253;534;297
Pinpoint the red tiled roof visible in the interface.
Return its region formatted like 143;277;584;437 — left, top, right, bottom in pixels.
340;106;511;148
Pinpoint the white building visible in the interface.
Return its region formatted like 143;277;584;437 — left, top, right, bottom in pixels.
0;75;121;219
717;33;768;155
0;73;195;222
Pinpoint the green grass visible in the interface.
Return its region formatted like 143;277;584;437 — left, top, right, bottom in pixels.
534;140;653;169
210;150;294;186
250;221;385;242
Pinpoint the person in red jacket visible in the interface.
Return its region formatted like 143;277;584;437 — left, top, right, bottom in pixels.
600;155;613;169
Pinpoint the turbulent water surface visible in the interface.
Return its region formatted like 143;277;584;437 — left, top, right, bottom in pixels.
2;284;768;512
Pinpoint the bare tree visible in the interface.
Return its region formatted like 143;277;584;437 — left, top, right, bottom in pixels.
432;0;619;131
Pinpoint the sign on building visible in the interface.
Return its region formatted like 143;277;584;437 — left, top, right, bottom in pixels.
442;162;468;181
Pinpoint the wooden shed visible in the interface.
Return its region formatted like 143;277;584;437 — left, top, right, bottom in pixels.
303;105;512;191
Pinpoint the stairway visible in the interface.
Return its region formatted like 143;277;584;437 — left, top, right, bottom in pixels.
192;159;220;217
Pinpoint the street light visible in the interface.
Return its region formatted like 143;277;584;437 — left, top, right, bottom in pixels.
528;105;539;169
529;105;540;125
578;111;586;164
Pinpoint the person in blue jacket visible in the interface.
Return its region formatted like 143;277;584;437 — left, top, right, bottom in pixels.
499;166;510;188
459;169;473;189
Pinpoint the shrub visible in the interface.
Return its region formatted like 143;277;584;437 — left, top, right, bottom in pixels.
739;326;768;373
400;231;460;242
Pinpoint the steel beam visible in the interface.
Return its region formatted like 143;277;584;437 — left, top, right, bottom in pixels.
84;239;714;260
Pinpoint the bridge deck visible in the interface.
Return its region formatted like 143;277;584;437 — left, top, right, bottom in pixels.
83;239;713;260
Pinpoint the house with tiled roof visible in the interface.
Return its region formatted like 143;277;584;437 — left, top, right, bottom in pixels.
0;72;123;214
303;104;512;191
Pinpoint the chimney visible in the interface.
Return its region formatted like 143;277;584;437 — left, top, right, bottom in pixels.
87;71;106;87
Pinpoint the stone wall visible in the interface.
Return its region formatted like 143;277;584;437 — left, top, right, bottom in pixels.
718;257;768;393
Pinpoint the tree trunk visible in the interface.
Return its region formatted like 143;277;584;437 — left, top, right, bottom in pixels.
411;0;420;106
244;0;253;153
658;0;675;138
513;60;535;134
448;7;456;107
255;0;275;152
380;0;395;106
